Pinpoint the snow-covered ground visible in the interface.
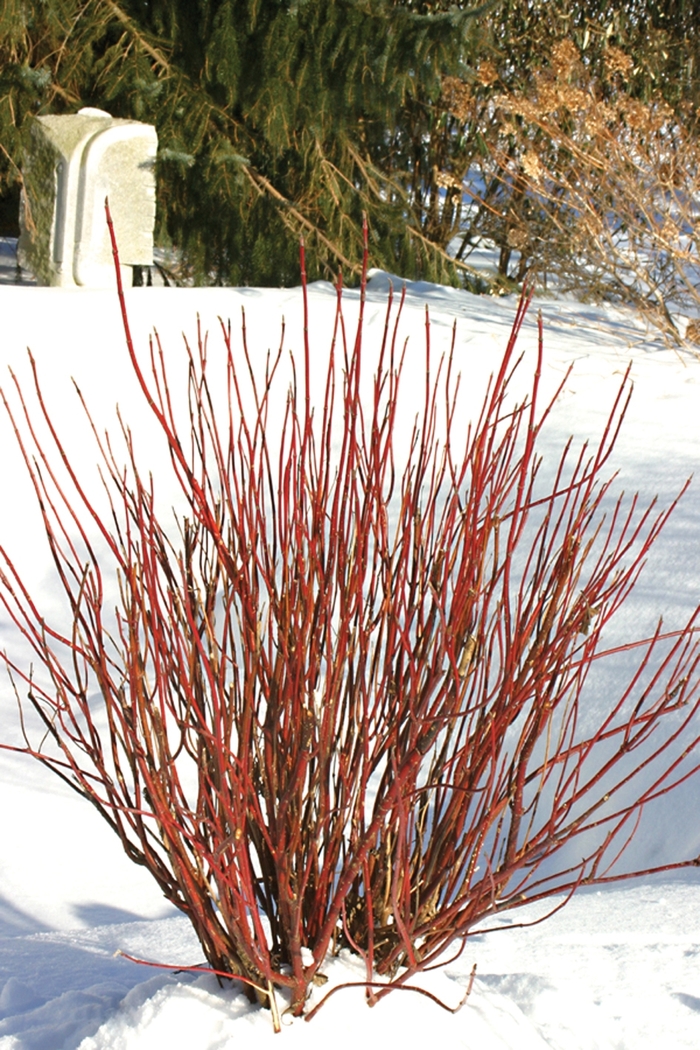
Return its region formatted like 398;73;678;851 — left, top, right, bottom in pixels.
0;238;699;1048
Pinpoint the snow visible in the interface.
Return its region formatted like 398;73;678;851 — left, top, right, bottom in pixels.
0;239;699;1047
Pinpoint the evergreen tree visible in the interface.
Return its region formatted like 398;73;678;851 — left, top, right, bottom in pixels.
1;1;698;285
0;0;493;284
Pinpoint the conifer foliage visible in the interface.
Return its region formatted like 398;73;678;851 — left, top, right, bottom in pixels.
2;2;699;286
0;0;492;284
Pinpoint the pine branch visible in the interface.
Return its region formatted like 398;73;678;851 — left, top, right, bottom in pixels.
97;0;172;73
242;163;360;275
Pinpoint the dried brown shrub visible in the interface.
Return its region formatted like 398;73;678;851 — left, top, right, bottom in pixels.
444;41;700;343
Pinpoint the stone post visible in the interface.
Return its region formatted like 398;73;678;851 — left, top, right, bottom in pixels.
18;108;157;288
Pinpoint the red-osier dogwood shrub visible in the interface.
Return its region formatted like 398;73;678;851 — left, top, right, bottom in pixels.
1;213;700;1025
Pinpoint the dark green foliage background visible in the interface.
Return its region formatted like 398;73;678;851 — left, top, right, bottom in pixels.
1;1;698;285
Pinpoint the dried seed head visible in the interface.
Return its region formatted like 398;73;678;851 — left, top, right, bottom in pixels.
476;60;499;87
521;150;544;182
685;319;700;345
442;77;474;122
506;224;529;251
534;76;560;115
550;39;581;80
619;97;650;130
435;170;463;190
604;45;634;79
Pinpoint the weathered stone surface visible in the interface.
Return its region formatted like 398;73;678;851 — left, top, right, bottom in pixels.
19;109;157;288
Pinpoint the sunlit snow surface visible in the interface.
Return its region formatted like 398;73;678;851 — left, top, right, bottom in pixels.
0;240;699;1048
